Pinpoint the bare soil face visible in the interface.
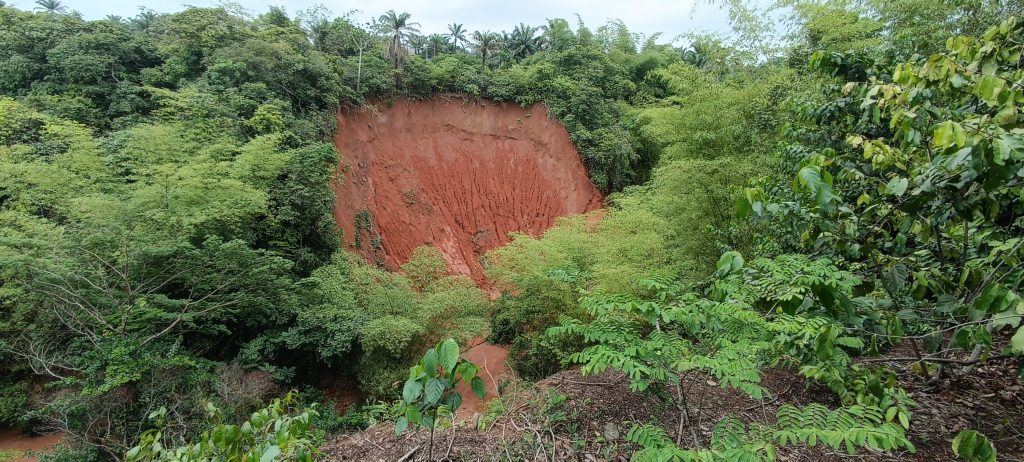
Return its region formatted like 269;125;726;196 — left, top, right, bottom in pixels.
456;338;510;418
332;98;602;286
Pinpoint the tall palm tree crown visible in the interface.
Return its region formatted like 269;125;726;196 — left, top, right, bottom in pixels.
507;23;545;60
425;34;450;58
446;23;468;51
374;10;420;67
34;0;67;14
471;30;502;68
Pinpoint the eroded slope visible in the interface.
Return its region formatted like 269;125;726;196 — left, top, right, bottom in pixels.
333;98;602;285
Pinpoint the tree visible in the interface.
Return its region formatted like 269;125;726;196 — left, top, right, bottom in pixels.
471;30;501;68
425;34;450;59
127;392;319;461
374;10;420;68
395;339;484;461
507;23;544;60
446;23;468;51
33;0;67;14
130;7;159;31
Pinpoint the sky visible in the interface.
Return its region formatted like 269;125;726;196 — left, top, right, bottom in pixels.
9;0;747;40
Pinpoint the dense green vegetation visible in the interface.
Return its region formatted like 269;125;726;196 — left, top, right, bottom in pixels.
0;0;1022;460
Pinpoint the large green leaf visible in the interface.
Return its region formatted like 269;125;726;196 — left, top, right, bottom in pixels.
402;377;423;403
260;445;281;462
405;406;422;425
795;166;834;211
422;348;438;377
438;338;459;373
932;121;967;148
952;429;996;462
716;251;745;277
884;177;908;197
470;376;486;399
1011;326;1024;355
424;378;445;406
974;74;1003;105
973;284;1019;317
394;416;408;435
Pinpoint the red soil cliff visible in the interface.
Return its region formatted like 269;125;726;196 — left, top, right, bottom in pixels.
332;98;602;285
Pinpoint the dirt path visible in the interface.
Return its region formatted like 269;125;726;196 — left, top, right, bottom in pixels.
455;337;510;418
0;428;62;462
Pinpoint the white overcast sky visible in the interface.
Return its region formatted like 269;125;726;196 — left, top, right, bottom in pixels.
7;0;764;40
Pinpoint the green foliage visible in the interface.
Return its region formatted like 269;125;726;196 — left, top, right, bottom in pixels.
401;245;447;291
394;339;484;460
627;402;914;461
3;2;1021;460
126;391;319;461
748;14;1024;377
952;429;997;462
0;376;28;427
395;339;484;434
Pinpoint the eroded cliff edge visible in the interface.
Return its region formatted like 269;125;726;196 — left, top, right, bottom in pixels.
332;98;602;285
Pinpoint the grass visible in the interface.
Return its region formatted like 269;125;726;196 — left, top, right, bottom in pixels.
0;449;23;461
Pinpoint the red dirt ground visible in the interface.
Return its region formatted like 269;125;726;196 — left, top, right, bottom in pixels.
332;97;602;286
456;337;510;418
0;428;62;462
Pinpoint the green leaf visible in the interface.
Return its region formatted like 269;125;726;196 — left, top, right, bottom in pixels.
974;75;1003;105
402;378;423;403
1011;326;1024;355
933;121;967;148
444;392;462;411
395;416;408;435
973;284;1018;315
795;166;833;211
422;348;438;377
405;406;422;425
438;338;459;373
993;134;1024;164
716;251;745;277
260;445;281;462
736;194;753;219
885;177;909;196
952;429;996;462
459;363;478;384
470;376;486;399
425;378;445;406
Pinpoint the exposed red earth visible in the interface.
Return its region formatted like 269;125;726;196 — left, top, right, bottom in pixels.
332;97;600;420
455;337;510;418
0;427;62;462
332;97;602;287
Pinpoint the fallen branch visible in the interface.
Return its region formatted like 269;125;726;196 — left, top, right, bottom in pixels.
397;445;421;462
561;379;615;386
859;354;1013;365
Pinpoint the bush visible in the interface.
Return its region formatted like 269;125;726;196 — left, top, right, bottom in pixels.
0;377;29;429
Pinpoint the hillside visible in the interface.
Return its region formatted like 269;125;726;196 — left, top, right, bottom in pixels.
333;98;601;286
1;1;1023;462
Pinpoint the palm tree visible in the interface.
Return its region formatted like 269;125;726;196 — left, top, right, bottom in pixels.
131;7;159;31
681;42;710;69
507;23;545;61
374;10;420;68
471;30;502;69
446;23;468;51
408;34;427;58
104;15;124;23
426;34;450;59
34;0;67;14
